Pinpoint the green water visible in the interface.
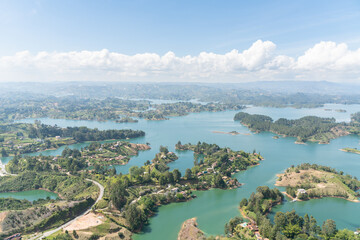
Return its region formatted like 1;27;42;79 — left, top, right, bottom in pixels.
2;104;359;239
0;189;59;202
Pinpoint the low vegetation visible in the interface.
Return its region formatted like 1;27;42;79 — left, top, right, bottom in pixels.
276;163;360;202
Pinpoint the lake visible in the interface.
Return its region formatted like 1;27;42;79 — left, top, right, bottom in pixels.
2;104;359;239
0;189;59;202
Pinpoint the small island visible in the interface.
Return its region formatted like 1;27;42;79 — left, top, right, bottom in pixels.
276;163;360;202
340;147;360;155
116;116;139;123
212;130;250;136
233;112;357;144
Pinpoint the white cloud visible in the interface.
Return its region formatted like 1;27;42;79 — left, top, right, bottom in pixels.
0;40;360;82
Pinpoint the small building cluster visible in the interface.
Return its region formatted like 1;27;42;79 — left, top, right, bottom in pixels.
240;221;269;240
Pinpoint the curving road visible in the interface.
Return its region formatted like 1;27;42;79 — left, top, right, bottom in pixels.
30;179;104;240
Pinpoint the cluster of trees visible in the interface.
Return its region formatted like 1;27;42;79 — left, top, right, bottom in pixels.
183;141;260;177
27;122;145;142
233;187;358;239
176;141;221;155
127;164;182;187
234;112;342;142
109;169;188;232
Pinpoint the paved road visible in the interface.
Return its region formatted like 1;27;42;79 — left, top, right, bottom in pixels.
29;179;104;240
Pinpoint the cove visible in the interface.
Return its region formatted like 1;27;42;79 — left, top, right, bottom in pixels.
4;104;360;239
0;189;59;202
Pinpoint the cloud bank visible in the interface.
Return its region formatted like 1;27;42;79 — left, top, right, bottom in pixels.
1;40;360;82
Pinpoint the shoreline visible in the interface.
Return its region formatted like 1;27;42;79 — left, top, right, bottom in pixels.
280;191;360;203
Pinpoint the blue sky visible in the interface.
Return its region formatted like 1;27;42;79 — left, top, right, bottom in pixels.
1;0;359;56
0;0;360;82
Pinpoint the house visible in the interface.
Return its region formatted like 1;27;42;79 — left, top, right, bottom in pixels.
297;189;307;194
55;136;61;140
248;222;259;231
171;188;179;193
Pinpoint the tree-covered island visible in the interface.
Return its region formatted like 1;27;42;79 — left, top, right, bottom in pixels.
0;121;145;156
234;112;360;144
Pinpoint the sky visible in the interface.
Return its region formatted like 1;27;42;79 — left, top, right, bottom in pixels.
0;0;360;83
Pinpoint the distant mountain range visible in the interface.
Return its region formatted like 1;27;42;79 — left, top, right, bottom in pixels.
1;81;360;97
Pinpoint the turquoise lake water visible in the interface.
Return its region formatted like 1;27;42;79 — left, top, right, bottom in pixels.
0;189;59;202
1;104;359;239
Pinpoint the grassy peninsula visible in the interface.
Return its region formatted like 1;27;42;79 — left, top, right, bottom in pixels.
340;147;360;155
276;164;360;202
234;112;360;144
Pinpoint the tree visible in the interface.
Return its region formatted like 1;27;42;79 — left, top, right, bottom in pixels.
159;145;169;154
165;171;174;184
309;215;319;234
224;216;243;236
283;223;301;238
322;219;337;239
1;148;8;157
129;166;142;180
212;174;226;188
274;212;286;229
303;214;310;234
159;175;168;186
124;203;146;231
184;168;192;180
239;198;248;208
73;230;79;239
334;229;358;240
110;180;129;210
172;169;181;182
